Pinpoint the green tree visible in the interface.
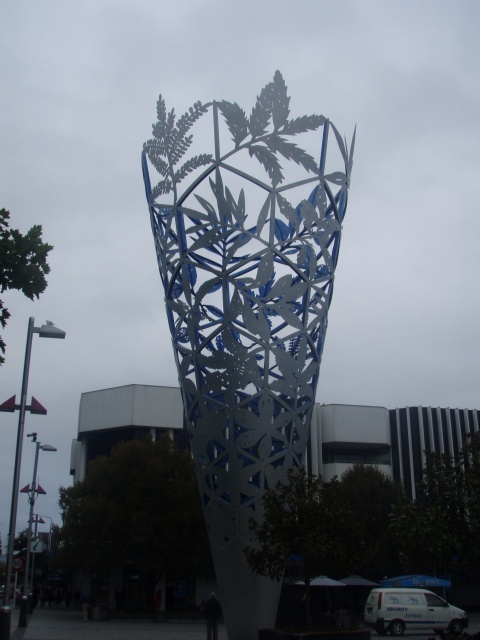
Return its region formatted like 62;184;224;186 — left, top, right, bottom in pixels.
390;433;480;577
245;468;353;628
458;432;480;577
335;465;403;579
57;436;213;582
0;208;53;364
389;494;458;575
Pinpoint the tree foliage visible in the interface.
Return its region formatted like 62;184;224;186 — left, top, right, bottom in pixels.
335;465;403;579
245;468;354;627
390;432;480;578
57;436;213;579
245;465;404;627
0;208;53;364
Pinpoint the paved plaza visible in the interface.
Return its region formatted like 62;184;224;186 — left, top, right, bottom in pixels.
6;605;480;640
8;607;228;640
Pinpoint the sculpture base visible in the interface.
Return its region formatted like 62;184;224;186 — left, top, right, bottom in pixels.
212;538;282;640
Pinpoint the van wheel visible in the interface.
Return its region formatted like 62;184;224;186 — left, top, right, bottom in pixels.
449;620;463;635
389;620;405;636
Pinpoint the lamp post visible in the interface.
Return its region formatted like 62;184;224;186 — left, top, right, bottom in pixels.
23;434;57;596
2;318;65;611
28;515;46;598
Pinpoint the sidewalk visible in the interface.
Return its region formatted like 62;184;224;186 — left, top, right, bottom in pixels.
9;606;228;640
8;605;480;640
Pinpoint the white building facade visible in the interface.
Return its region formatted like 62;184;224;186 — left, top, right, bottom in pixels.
71;384;480;501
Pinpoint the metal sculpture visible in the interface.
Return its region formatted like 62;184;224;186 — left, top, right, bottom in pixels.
142;71;354;640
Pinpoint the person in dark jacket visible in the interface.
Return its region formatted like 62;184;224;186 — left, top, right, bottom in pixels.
202;592;222;640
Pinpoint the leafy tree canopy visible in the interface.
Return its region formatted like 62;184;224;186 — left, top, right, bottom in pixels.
0;208;53;364
335;465;403;579
57;436;213;579
245;467;355;627
390;432;480;578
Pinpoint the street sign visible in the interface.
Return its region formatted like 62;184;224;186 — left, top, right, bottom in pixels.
30;541;47;553
12;556;24;572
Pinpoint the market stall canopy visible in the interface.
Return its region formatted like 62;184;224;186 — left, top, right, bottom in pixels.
339;575;380;587
296;576;346;587
380;575;451;588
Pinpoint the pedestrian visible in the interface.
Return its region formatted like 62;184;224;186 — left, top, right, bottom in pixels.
80;591;91;622
202;592;222;640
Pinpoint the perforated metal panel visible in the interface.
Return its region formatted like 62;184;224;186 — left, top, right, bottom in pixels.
142;72;354;639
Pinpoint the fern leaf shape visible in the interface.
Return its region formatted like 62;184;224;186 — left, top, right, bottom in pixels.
152;179;173;198
175;101;210;141
249;145;284;186
143;140;168;177
218;101;249;147
170;134;193;166
143;138;167;158
249;81;273;138
164;109;176;150
174;154;214;185
271;70;290;130
149;154;170;178
156;94;167;125
281;114;326;135
267;136;319;174
152;95;167;140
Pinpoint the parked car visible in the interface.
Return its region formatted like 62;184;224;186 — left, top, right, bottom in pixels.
364;587;468;636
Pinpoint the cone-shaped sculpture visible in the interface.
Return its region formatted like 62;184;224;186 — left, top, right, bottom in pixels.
142;72;354;640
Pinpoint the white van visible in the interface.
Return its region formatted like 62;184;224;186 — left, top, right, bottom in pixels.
364;588;468;636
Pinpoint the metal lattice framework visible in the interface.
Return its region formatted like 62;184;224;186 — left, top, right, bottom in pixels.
142;71;354;639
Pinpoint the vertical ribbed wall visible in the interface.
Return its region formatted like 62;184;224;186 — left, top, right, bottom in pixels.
389;407;480;499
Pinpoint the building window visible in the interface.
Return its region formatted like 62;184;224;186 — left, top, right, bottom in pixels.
322;445;391;465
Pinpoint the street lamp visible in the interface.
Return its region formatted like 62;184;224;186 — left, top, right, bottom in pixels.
23;434;57;595
2;318;65;610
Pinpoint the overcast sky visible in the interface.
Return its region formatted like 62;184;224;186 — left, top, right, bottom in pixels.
1;0;479;544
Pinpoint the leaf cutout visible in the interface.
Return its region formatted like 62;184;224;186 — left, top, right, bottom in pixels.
271;71;290;130
348;126;356;175
229;289;243;320
188;227;226;253
276;194;299;233
268;136;318;174
148;154;169;178
225;186;245;226
274;218;290;242
218;101;249;146
249;81;273;138
249;145;284;186
194;194;219;224
281;114;326;135
299;199;318;229
152;179;173;198
225;231;251;262
256;195;271;237
330;122;348;164
174;154;214;184
156;95;167;129
267;274;292;299
254;251;274;287
324;171;347;186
